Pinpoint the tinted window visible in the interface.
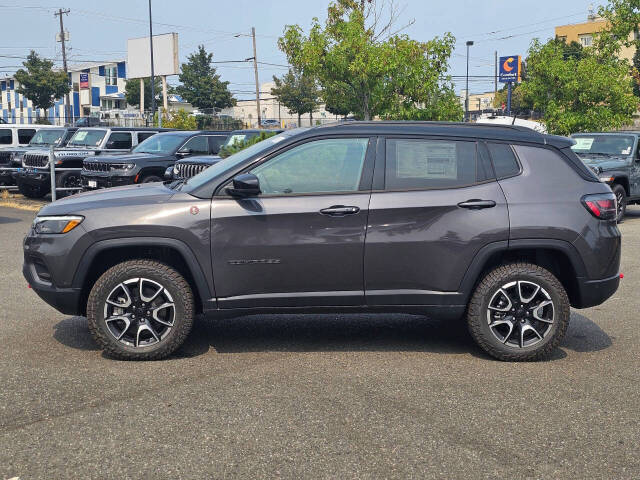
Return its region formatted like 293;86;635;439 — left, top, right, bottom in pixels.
209;135;227;154
251;138;368;195
18;129;36;144
0;129;11;145
487;143;520;179
106;132;132;150
180;136;209;155
137;132;157;143
385;139;478;190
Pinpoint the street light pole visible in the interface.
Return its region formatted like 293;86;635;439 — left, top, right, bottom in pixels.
148;0;157;126
465;40;474;122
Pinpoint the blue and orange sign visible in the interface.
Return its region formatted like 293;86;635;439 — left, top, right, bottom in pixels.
499;55;521;83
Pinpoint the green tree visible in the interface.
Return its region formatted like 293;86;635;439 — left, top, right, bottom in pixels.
162;109;197;130
124;77;161;108
14;51;70;118
278;0;462;121
597;0;640;53
520;39;637;135
271;69;321;125
176;45;236;111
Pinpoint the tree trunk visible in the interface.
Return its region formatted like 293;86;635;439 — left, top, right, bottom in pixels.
363;91;370;121
309;111;313;125
297;113;301;127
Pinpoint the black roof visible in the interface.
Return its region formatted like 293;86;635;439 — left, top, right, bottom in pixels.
76;127;175;132
149;130;230;137
305;121;572;148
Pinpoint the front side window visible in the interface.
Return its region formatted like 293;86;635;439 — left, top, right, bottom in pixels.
180;136;209;155
385;139;480;190
18;129;36;144
209;135;227;154
106;132;132;150
251;138;369;195
0;129;11;145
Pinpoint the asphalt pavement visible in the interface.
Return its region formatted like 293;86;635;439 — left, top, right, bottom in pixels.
0;205;638;479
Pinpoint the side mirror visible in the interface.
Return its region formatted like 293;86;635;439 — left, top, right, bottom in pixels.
226;173;261;197
164;166;174;180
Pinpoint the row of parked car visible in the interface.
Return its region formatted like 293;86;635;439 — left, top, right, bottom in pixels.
0;125;277;198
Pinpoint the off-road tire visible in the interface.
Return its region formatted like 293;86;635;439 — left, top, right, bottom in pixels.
17;181;48;199
467;262;570;362
612;184;626;223
55;170;82;198
87;259;194;360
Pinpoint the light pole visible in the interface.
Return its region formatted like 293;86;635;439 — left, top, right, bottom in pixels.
465;40;474;122
148;0;157;126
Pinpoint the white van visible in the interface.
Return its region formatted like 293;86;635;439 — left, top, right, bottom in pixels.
0;124;58;149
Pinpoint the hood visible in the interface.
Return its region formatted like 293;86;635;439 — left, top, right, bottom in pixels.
85;152;168;163
577;154;629;172
38;182;177;216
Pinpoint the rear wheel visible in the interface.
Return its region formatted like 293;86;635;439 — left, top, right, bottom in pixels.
612;184;626;223
17;181;48;199
87;260;194;360
467;263;570;361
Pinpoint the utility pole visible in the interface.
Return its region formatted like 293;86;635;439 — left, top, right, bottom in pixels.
494;50;498;103
465;40;474;122
148;0;157;126
252;27;261;128
55;8;71;124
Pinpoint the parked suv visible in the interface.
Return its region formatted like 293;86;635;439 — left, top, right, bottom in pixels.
0;127;77;186
571;132;640;222
24;122;620;361
16;127;167;198
81;130;228;190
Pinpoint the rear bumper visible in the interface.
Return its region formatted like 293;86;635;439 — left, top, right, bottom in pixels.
574;273;620;309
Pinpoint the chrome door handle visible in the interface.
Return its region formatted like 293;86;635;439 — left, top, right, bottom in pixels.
320;205;360;216
457;199;496;210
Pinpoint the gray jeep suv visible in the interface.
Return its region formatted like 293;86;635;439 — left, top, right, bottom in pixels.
571;132;640;222
23;122;621;361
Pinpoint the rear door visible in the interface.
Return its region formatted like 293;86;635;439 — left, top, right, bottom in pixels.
364;136;509;305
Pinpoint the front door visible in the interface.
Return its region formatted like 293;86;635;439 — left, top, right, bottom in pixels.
211;137;374;308
364;137;509;305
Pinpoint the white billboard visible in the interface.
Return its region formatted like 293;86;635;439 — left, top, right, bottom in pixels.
127;32;179;79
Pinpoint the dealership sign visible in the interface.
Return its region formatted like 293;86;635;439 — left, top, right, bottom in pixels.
79;73;89;89
499;55;521;83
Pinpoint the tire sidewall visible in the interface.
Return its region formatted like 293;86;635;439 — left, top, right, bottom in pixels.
471;266;569;358
612;184;626;222
142;175;162;183
89;264;189;357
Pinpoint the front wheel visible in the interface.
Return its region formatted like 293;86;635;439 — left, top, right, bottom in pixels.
141;174;162;183
612;184;626;223
17;181;48;199
87;260;194;360
55;170;82;198
467;263;570;361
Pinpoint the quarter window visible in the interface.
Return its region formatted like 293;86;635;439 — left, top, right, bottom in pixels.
106;132;132;150
137;132;157;143
180;136;209;155
251;138;369;195
487;143;520;179
385;139;480;190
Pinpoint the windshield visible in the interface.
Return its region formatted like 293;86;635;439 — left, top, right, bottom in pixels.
183;131;298;191
29;129;65;146
68;129;107;147
571;135;635;157
132;134;186;154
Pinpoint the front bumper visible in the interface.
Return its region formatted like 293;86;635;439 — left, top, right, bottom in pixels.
23;256;82;315
574;273;620;308
82;172;136;190
15;168;50;187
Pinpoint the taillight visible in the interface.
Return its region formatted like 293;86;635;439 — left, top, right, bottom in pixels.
582;193;617;220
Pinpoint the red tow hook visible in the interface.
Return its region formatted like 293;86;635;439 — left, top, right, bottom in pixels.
620;273;624;279
27;284;32;289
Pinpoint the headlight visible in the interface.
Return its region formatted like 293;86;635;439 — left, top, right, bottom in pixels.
110;163;135;171
33;215;84;234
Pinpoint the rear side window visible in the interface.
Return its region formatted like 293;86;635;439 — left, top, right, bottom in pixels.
18;129;36;144
385;139;481;190
487;143;520;179
106;132;132;150
0;129;11;145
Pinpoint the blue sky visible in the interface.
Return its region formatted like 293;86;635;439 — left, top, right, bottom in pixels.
2;0;602;98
